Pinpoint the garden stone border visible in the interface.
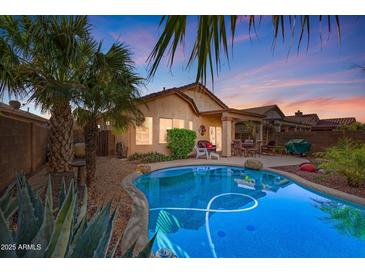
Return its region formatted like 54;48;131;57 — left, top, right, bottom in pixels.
120;172;149;256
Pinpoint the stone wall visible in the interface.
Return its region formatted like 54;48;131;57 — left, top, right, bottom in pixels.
272;131;365;153
0;115;49;192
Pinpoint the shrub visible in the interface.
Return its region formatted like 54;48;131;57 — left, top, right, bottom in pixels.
128;152;172;163
316;139;365;187
167;128;196;159
0;174;155;258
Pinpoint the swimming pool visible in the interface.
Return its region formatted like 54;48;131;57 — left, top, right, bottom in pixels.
134;165;365;258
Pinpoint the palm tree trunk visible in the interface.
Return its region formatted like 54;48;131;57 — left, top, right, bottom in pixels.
48;101;74;173
84;119;98;186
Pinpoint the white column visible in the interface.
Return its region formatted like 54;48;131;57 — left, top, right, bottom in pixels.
259;123;263;142
222;117;232;157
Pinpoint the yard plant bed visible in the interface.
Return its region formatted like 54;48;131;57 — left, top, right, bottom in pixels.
273;165;365;199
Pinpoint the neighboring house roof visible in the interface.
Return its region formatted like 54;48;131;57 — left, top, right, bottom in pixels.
242;105;285;119
312;117;357;130
318;117;356;126
284;113;319;125
0;102;49;124
141;82;228;113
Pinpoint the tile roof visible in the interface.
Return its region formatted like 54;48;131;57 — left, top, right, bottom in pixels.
241;105;285;117
284;113;319;125
313;117;357;129
318;117;356;126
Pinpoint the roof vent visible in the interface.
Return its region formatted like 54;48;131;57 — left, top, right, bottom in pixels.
295;110;303;117
9;100;21;110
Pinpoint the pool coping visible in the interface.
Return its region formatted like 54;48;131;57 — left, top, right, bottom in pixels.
121;163;365;255
120;171;149;256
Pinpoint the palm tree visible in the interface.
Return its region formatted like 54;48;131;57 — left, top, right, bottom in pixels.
0;16;94;173
148;15;341;84
74;42;144;186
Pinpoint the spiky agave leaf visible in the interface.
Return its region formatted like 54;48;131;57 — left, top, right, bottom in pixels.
0;209;16;258
26;178;54;257
70;202;112;257
44;182;76;258
68;215;88;256
0;181;15;211
15;174;40;257
93;208;117;257
58;177;67;209
77;185;88;225
136;233;158;258
25;177;44;227
2;196;17;221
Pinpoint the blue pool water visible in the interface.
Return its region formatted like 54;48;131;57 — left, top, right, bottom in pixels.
135;165;365;258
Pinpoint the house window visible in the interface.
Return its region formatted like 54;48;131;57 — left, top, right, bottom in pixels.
173;119;185;129
159;118;186;143
136;117;153;145
159;118;173;143
188;121;193;130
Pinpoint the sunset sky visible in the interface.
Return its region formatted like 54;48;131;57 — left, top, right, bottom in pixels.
3;16;365;121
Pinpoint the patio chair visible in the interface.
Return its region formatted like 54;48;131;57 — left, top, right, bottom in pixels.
209;151;220;160
196;140;216;160
244;140;261;158
261;140;276;154
195;146;209;159
232;139;243;156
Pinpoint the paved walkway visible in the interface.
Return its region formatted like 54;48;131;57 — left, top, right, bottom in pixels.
149;155;308;171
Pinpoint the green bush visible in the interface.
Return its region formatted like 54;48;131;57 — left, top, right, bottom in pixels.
0;174;155;258
316;139;365;187
128;152;172;163
167;128;196;159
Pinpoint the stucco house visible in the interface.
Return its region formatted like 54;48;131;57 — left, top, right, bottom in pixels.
116;83;357;158
117;83;264;157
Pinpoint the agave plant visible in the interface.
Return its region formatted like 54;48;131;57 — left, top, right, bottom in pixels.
0;174;155;258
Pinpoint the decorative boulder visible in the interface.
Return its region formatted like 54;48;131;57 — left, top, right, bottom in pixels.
244;159;263;170
136;164;151;174
74;143;85;158
155;248;177;258
299;163;316;172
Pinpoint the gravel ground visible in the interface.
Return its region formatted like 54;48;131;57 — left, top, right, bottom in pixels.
88;157;137;256
273;165;365;199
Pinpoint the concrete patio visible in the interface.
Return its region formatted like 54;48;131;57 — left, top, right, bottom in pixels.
148;155;308;171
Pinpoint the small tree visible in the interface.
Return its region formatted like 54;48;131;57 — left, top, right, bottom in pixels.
167;128;196;159
317;139;365;187
74;42;144;186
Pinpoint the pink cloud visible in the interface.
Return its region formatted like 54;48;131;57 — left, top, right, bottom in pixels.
233;96;365;122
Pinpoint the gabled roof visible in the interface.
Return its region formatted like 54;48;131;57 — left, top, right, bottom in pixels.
140;87;200;115
242;105;285;118
141;82;228;113
0;102;48;124
284;113;319;126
